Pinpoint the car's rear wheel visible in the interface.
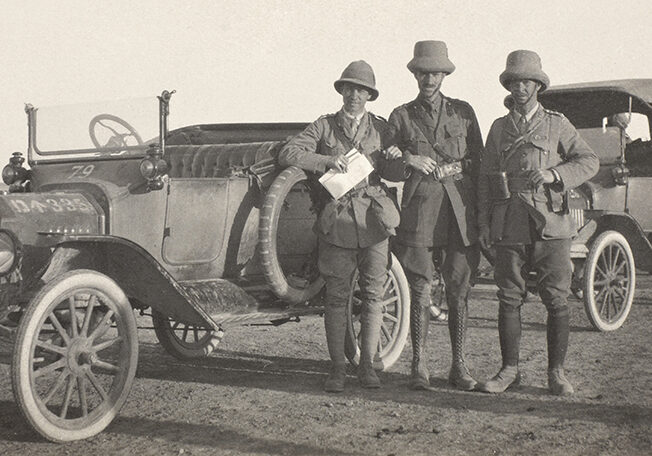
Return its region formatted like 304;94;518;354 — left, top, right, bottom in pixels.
11;270;138;442
152;310;223;359
583;230;635;331
344;254;410;371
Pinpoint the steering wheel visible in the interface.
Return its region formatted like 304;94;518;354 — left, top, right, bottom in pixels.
89;114;144;149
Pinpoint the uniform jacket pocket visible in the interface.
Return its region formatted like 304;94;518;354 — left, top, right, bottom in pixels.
370;192;401;235
322;138;346;157
442;123;466;158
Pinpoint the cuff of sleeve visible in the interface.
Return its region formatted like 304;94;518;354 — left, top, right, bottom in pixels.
402;151;413;179
550;168;562;184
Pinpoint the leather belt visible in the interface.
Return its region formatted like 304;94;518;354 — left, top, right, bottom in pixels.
433;160;463;181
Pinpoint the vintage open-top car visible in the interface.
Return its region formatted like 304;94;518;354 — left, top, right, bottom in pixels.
538;79;652;331
0;92;410;441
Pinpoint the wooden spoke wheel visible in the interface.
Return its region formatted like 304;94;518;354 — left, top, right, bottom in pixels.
583;231;636;331
11;270;138;442
152;310;223;359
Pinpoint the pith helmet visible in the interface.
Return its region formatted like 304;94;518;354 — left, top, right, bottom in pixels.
334;60;379;101
499;50;550;92
407;40;455;75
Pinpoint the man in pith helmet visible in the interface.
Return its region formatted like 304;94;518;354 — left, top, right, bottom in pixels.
383;40;484;391
476;50;598;395
279;60;404;392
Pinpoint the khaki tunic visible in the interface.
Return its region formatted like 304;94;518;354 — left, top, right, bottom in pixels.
477;106;599;243
384;93;484;247
278;110;404;249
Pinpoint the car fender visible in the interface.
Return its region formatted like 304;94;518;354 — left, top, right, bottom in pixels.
37;235;219;329
590;212;652;271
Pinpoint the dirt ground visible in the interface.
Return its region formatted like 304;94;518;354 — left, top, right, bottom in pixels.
1;275;651;456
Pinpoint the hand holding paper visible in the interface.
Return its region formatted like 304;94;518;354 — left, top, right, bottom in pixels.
318;148;374;200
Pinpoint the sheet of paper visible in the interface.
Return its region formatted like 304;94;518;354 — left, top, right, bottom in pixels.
318;148;374;200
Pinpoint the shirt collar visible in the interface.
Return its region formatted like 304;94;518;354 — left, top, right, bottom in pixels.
512;102;540;123
341;108;365;123
417;92;442;113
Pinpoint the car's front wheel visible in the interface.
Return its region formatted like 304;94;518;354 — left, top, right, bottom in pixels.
11;270;138;442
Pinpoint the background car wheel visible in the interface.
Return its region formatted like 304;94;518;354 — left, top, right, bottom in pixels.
258;166;325;304
344;254;410;371
152;310;223;359
11;270;138;442
583;230;635;331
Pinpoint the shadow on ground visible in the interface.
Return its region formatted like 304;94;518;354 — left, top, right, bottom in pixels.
134;345;652;428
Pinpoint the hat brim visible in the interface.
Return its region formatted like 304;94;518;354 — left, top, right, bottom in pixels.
407;58;455;75
334;78;379;101
500;70;549;92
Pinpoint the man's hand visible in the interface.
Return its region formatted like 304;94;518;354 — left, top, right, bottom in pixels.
528;169;555;188
326;154;349;173
383;145;403;160
405;154;438;175
478;225;492;250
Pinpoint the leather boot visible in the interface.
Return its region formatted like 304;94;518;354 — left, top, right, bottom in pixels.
477;365;521;393
324;364;346;393
447;301;477;391
409;304;431;390
357;304;382;389
547;310;573;395
478;305;521;393
323;306;348;392
548;367;574;396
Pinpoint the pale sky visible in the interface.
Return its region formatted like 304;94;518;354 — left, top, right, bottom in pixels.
0;0;650;164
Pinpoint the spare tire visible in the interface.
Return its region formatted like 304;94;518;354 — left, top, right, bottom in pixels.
258;166;325;304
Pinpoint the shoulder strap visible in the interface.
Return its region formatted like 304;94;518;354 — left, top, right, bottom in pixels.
548;114;563;159
406;104;459;163
500;115;547;167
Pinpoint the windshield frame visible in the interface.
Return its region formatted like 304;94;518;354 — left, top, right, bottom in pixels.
27;90;173;165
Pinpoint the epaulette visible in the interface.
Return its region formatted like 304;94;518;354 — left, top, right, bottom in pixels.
368;112;387;122
542;107;565;118
317;113;336;120
444;96;474;112
492;116;509;128
395;101;415;112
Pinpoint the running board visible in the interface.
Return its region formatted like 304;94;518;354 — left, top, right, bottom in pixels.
212;306;323;326
177;277;321;326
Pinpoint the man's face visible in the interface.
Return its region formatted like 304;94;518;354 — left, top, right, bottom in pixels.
508;79;541;106
415;71;446;99
341;83;371;115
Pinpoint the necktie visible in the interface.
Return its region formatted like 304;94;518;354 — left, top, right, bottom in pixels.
351;118;359;135
517;115;528;134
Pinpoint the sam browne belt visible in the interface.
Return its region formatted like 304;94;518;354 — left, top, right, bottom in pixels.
433;160;464;181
